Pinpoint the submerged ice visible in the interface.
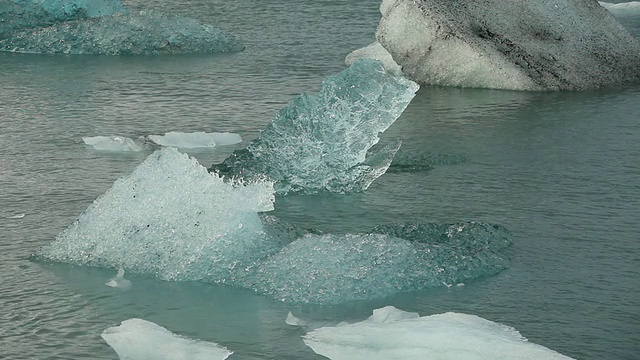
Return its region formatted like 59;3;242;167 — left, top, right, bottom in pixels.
302;306;575;360
376;0;640;90
102;318;233;360
0;0;244;55
242;221;511;304
212;59;419;195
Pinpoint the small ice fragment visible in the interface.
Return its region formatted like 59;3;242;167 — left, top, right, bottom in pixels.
102;318;233;360
7;213;26;219
285;312;307;327
83;136;144;152
147;131;242;148
105;268;132;290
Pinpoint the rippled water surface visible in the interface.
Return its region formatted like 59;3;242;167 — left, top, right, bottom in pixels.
1;1;639;359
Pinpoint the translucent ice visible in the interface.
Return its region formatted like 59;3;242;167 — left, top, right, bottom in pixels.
212;59;419;195
345;41;403;75
83;136;144;152
239;222;511;304
0;1;244;55
303;306;575;360
148;131;242;149
12;0;126;20
36;147;277;282
376;0;640;90
102;318;233;360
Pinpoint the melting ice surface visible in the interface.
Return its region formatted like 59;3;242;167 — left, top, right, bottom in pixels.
37;147;277;282
345;41;402;76
212;59;419;195
102;318;233;360
0;0;244;54
302;306;575;360
148;131;242;148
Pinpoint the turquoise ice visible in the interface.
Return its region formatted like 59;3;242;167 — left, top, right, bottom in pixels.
0;0;244;54
212;59;419;195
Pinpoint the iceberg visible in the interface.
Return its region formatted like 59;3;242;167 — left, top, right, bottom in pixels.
36;147;278;283
302;306;575;360
0;0;244;55
211;59;419;195
376;0;640;90
239;221;511;304
82;136;144;152
102;318;233;360
148;131;242;149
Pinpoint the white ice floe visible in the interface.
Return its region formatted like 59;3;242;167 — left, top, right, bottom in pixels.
82;136;144;152
102;318;233;360
303;306;575;360
147;131;242;148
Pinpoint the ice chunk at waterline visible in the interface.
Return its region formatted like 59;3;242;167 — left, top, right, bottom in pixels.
212;59;419;195
303;306;575;360
36;147;277;282
148;131;242;148
102;318;233;360
83;136;144;152
376;0;640;90
239;222;511;304
0;1;244;55
11;0;127;20
600;1;640;14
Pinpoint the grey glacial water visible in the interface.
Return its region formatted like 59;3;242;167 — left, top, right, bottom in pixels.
1;0;639;359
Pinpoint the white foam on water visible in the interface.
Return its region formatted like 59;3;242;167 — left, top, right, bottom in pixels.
148;131;241;148
303;306;575;360
102;318;233;360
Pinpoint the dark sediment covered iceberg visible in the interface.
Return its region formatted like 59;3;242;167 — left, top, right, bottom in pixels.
211;59;419;195
376;0;640;90
0;0;244;55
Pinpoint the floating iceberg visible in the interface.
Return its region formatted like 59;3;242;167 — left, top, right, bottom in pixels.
302;306;575;360
239;221;511;304
376;0;640;90
82;136;144;152
0;0;244;55
148;131;242;149
211;59;419;195
102;318;233;360
36;147;277;282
